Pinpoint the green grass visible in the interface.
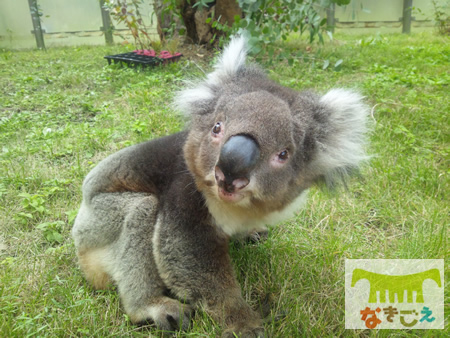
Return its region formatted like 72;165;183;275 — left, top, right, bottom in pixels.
0;32;448;337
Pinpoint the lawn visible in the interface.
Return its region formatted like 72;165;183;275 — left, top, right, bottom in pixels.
0;32;448;337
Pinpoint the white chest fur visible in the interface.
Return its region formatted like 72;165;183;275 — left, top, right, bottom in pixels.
206;191;309;237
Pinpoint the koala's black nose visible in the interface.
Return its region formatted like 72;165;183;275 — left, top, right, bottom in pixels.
216;135;260;190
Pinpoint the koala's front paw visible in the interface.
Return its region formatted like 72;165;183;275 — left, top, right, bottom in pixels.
135;297;193;332
246;230;268;243
222;323;264;338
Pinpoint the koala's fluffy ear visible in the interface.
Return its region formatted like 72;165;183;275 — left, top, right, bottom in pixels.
175;35;248;116
311;89;370;188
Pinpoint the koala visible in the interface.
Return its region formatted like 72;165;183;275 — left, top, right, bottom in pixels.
72;36;369;336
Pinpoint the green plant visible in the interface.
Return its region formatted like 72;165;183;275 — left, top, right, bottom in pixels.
1;48;13;61
165;38;180;54
236;0;321;44
105;0;156;49
165;0;350;63
19;193;47;214
36;221;65;243
131;120;147;133
150;39;162;53
65;209;79;225
432;0;450;35
0;183;6;198
14;193;48;224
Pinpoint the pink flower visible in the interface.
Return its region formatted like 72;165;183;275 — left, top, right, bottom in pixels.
133;49;156;57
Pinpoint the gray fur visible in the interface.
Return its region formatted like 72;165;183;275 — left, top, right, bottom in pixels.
72;36;369;336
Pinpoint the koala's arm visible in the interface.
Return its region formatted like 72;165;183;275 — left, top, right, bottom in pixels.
81;131;188;202
154;173;263;335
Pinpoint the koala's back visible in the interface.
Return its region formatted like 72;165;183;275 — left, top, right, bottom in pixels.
83;131;188;200
72;131;189;250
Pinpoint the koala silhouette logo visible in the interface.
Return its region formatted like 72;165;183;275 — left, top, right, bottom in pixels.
351;268;442;303
72;36;369;336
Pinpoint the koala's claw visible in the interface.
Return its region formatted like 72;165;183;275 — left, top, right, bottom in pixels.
222;325;264;338
136;299;193;332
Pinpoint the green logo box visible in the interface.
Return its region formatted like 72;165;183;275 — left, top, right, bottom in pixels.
345;259;444;329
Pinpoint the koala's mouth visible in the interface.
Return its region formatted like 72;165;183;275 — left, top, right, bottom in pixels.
217;186;245;203
214;166;249;203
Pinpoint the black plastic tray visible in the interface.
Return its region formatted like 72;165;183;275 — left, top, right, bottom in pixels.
104;52;182;68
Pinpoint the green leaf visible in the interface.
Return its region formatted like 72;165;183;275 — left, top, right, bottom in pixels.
327;31;333;41
252;44;262;54
334;59;343;71
333;0;351;5
65;210;78;225
52;232;64;243
37;223;48;230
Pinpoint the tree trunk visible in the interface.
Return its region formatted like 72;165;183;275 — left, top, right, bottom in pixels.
153;0;183;41
155;0;242;45
215;0;242;26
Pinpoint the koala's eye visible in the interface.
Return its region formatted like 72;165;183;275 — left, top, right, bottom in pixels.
270;149;290;168
278;150;289;161
211;122;224;143
212;122;222;135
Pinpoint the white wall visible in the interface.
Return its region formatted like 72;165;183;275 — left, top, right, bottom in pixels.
333;0;441;33
0;0;158;49
335;0;436;22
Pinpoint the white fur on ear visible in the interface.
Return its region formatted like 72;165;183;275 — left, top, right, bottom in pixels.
207;35;248;86
314;89;370;184
174;82;216;116
175;35;248;115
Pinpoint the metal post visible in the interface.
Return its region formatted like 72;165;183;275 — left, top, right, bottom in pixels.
27;0;45;49
100;0;114;45
402;0;413;34
327;3;336;33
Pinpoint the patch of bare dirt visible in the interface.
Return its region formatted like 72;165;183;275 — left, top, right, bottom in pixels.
177;41;217;64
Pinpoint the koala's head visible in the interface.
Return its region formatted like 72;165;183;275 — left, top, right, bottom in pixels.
178;36;369;235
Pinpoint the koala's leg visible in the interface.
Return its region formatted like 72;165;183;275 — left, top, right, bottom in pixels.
73;192;134;290
72;193;192;331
